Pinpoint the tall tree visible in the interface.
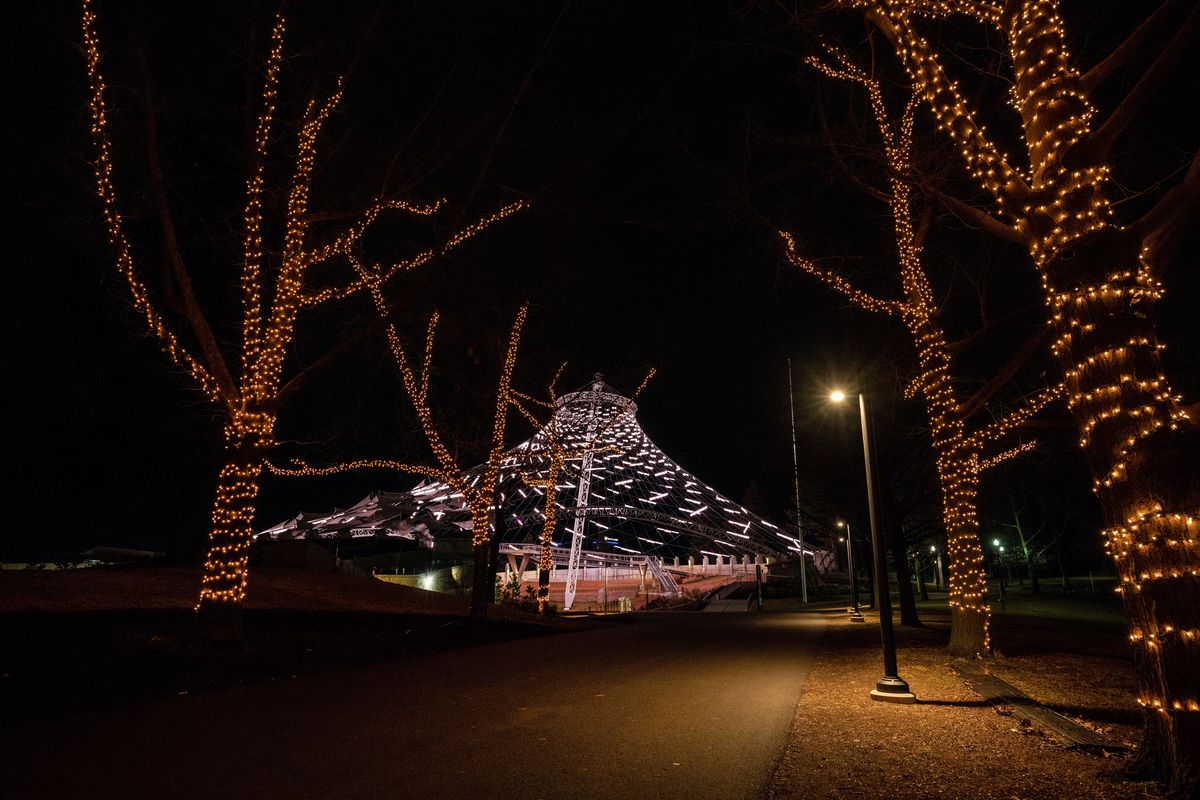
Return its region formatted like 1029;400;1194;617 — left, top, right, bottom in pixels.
272;306;529;617
781;50;1061;656
377;297;529;616
81;1;523;617
834;1;1200;789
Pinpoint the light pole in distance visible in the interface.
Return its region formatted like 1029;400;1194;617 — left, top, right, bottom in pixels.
931;545;943;591
837;521;865;622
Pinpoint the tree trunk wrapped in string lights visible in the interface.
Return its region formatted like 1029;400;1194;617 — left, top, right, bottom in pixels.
81;1;523;617
837;0;1200;788
782;48;1061;657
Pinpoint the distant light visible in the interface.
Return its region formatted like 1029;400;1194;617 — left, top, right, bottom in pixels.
836;520;845;528
993;538;1001;547
830;390;846;403
930;545;937;553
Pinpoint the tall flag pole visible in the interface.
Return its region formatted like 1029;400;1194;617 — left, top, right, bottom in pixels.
787;359;808;603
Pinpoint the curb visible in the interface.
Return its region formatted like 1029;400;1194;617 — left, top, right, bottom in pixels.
950;660;1129;752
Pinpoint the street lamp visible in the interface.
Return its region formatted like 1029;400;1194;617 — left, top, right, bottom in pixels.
837;521;864;622
830;388;915;703
931;545;943;590
991;539;1007;609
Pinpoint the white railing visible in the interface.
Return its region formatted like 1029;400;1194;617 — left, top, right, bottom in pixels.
500;543;680;596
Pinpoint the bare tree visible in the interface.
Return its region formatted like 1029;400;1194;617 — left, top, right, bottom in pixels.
831;1;1199;788
272;306;529;616
781;50;1061;656
386;307;529;617
81;1;524;619
994;492;1064;594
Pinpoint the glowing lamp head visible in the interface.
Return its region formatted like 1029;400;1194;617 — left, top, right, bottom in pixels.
930;545;937;553
836;520;845;528
830;390;846;403
993;538;1001;547
838;536;845;542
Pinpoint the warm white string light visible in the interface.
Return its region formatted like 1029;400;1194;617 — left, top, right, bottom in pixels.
839;0;1199;733
784;50;1065;655
80;0;524;611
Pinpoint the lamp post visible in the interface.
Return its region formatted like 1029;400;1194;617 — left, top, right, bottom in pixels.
837;522;865;622
931;545;943;591
994;541;1008;610
831;388;915;703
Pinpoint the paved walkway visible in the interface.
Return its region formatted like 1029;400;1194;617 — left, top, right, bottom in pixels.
8;612;824;800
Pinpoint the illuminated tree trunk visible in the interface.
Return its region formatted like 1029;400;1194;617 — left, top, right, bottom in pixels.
1053;265;1200;780
197;410;276;611
905;293;991;654
469;509;493;617
537;553;552;612
1006;7;1200;784
536;479;558;615
939;453;990;656
1047;250;1200;778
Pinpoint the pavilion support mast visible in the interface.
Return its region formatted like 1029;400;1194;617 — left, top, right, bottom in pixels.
563;376;604;610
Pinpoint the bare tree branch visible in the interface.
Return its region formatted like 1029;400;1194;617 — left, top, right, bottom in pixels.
1074;3;1200;165
134;45;239;402
457;2;570;221
945;300;1043;357
82;3;227;405
1082;0;1188;92
919;183;1026;244
958;327;1053;420
1137;146;1200;273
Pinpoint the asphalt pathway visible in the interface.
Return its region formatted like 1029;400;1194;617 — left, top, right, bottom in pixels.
8;611;825;800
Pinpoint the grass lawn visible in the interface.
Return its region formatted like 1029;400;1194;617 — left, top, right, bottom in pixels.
0;565;585;727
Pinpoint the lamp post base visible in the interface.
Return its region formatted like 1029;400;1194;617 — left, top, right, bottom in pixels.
848;609;866;622
870;675;916;703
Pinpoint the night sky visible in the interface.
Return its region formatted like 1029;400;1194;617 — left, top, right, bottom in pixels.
6;2;1198;563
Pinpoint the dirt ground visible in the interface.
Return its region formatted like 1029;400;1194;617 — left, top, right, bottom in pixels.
766;596;1161;800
